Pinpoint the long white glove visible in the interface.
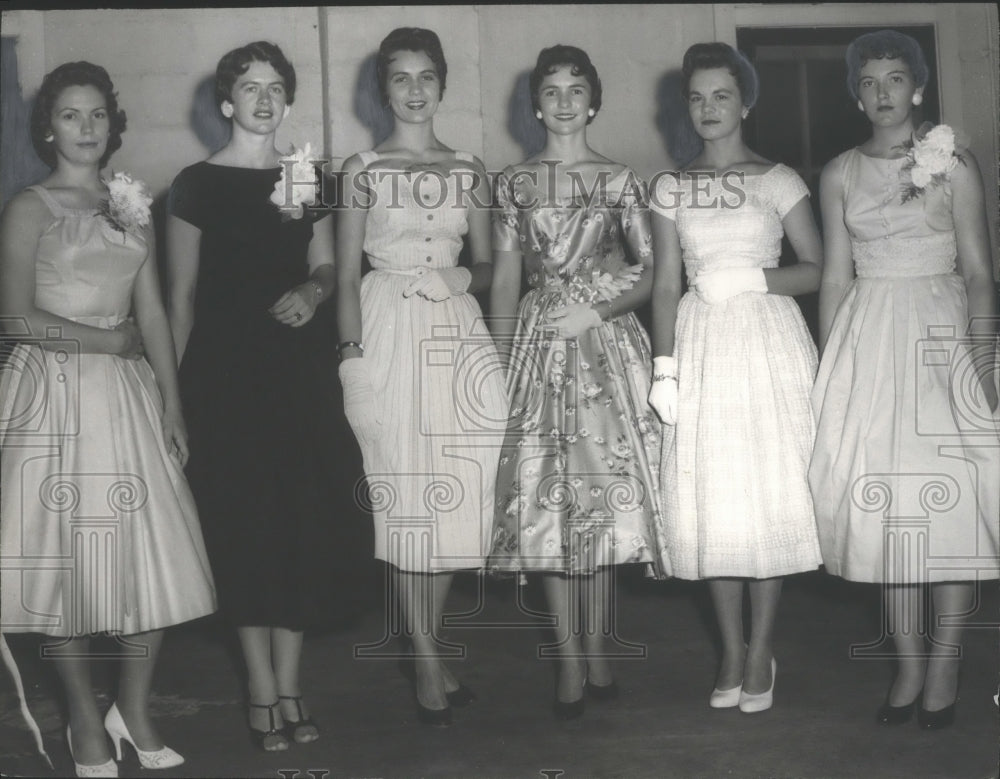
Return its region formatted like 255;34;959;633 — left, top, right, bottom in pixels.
538;303;602;339
647;355;678;425
403;266;472;302
339;358;382;448
692;267;767;304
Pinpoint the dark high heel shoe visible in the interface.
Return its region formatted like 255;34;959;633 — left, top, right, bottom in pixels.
247;701;289;752
917;700;956;730
278;696;319;743
415;698;452;727
553;670;586;720
585;680;619;702
876;699;916;725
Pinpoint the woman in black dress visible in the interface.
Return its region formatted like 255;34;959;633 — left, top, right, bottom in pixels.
166;41;363;751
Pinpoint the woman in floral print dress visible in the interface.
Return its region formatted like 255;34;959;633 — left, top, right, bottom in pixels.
488;45;666;719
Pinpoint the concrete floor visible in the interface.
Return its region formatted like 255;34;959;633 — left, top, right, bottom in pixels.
2;569;998;779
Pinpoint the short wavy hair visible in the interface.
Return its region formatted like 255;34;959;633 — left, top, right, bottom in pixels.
30;61;127;169
681;42;760;109
376;27;448;104
529;44;603;124
215;41;296;108
845;30;929;101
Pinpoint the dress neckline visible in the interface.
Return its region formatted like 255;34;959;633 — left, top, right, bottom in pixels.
200;160;281;173
28;185;100;215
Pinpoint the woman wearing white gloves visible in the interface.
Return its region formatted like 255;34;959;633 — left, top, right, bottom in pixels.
648;42;823;713
335;27;507;727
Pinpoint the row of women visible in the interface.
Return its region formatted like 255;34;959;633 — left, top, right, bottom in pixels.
0;25;997;777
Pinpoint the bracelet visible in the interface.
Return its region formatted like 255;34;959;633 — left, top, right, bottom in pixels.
651;372;677;382
337;340;364;355
310;280;324;301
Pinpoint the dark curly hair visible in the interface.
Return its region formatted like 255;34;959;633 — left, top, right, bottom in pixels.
375;27;448;104
30;61;127;170
681;42;760;109
529;44;603;123
215;41;296;109
845;30;928;101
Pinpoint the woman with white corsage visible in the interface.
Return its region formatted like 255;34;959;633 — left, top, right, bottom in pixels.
810;29;1000;730
167;41;361;751
648;42;824;715
0;61;215;776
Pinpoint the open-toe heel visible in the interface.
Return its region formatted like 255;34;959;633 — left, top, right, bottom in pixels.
278;695;320;743
248;701;289;752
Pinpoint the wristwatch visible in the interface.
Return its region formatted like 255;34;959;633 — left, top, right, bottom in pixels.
310;280;324;302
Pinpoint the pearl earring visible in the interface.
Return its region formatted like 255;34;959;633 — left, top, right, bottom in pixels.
857;99;864;112
44;134;54;142
912;93;923;106
587;108;595;117
535;111;542;120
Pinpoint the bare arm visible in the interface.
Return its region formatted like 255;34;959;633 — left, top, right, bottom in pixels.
816;159;855;352
951;148;999;410
335;154;369;361
764;197;823;296
0;191;129;354
132;225;189;463
462;156;494;295
306;212;336;300
165;213;201;363
650;210;684;357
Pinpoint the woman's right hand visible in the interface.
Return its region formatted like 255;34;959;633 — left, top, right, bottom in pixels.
112;318;144;359
647;355;678;425
339;357;382;448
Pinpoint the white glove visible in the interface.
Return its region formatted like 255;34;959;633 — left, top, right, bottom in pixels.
647;355;678;425
402;266;471;302
537;303;602;339
339;358;382;448
692;267;767;304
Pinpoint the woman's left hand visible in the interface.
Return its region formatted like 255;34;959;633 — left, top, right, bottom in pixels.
537;303;602;339
270;283;318;327
161;408;190;468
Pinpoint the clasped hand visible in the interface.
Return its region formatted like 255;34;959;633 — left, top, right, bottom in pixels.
692;267;767;305
647;356;678;425
535;303;602;339
402;266;471;302
113;318;144;359
270;282;319;327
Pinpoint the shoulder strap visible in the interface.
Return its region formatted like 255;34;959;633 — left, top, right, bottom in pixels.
25;185;66;217
840;149;859;206
357;151;379;167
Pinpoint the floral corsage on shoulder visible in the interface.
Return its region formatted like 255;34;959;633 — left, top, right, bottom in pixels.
100;172;152;241
270;142;320;220
896;122;966;204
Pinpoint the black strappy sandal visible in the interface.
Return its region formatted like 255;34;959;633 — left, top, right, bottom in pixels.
248;700;289;752
278;695;319;743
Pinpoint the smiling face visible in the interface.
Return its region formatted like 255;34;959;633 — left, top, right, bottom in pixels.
687;67;744;142
48;84;110;169
536;64;593;135
384;49;441;123
856;57;920;128
221;60;289;134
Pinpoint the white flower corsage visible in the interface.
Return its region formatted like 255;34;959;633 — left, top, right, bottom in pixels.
897;123;965;203
270;142;319;219
100;172;152;240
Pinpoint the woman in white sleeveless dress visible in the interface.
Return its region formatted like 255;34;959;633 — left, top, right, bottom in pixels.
810;30;999;729
336;28;507;727
0;63;214;776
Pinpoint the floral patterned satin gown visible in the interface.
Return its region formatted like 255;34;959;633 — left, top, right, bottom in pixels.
488;168;668;576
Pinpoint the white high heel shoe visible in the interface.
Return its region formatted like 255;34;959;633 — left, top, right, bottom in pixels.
66;725;118;778
738;658;777;713
103;703;185;769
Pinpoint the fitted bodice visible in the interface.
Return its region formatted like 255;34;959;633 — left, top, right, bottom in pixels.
839;148;957;278
360;150;474;273
27;185;148;325
493;168;652;300
651;164;809;284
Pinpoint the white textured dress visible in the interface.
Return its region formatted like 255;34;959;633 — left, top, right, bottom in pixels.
652;165;823;579
354;151;508;572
